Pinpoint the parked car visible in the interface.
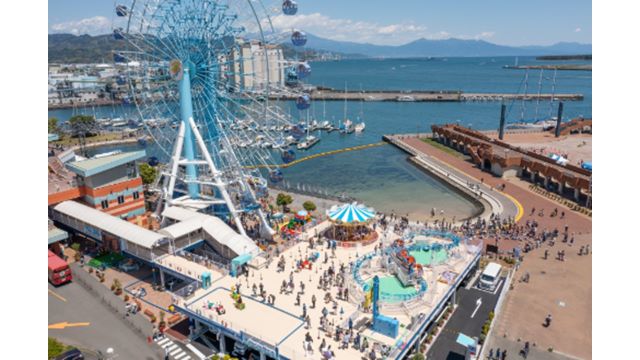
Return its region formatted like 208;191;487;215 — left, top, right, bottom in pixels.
118;259;140;272
54;348;84;360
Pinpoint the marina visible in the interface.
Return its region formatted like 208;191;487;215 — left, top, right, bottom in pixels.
45;1;594;359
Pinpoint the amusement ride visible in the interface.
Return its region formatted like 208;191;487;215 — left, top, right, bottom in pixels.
111;0;313;237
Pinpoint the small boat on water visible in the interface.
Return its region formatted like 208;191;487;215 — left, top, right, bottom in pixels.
297;135;319;150
340;119;355;134
355;122;366;133
397;95;416;102
273;138;287;149
317;120;331;130
284;135;298;145
97;118;112;127
111;118;128;127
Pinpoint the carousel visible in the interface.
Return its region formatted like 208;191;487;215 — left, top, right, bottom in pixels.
325;202;378;245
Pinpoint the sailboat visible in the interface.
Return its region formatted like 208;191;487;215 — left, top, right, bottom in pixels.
354;84;366;133
297;106;320;150
317;95;331;130
506;69;558;131
340;82;355;134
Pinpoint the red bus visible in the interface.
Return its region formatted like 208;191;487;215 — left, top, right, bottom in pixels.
48;250;72;285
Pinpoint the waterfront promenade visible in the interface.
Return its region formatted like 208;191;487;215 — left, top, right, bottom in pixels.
388;134;592;359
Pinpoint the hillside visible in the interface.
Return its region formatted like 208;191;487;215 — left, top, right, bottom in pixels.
48;33;592;63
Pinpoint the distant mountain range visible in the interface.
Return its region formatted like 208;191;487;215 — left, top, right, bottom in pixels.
48;33;591;63
302;33;592;58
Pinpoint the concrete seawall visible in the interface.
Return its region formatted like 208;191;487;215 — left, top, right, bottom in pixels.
383;134;517;222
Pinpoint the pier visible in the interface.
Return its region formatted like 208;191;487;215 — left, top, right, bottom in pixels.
269;89;584;102
503;64;591;71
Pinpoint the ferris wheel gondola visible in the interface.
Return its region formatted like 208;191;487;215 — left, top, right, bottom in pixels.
282;0;298;15
291;30;307;47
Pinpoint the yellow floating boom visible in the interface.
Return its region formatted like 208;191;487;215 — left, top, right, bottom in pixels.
246;142;388;169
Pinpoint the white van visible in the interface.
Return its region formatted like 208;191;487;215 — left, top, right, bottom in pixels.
479;262;502;291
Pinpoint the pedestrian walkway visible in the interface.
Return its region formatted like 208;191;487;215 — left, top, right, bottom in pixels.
156;337;192;360
484;336;582;360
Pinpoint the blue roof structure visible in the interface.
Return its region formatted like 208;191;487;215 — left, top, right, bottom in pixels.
456;333;476;348
327;202;376;223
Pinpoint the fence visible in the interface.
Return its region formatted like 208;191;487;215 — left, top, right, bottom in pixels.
270;181;357;203
71;263;165;359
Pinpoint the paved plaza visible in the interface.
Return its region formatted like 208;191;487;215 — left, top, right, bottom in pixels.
402;136;592;359
172;222;479;360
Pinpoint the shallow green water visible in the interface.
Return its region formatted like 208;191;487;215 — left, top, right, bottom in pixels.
367;275;418;297
410;249;448;266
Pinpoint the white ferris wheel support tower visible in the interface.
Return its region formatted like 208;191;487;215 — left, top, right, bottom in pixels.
160;66;275;238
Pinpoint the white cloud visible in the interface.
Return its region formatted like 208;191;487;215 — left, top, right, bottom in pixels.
457;31;496;41
50;16;112;36
575;27;582;32
262;13;497;45
266;12;434;45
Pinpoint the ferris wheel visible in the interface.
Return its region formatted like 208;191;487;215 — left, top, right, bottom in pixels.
111;0;311;237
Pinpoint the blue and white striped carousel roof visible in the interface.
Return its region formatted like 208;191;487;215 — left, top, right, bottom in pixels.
327;202;376;223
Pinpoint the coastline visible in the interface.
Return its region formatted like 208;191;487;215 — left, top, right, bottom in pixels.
383;134;520;222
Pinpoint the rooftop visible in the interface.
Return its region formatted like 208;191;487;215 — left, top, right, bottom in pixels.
53;201;166;249
66;150;146;177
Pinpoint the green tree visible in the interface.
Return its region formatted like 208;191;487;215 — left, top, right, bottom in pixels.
302;200;316;212
411;353;425;360
68;114;97;138
139;163;157;187
48;337;72;359
48;117;59;134
276;193;293;213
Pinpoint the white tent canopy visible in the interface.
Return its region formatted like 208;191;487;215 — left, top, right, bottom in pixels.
161;207;260;257
326;202;376;223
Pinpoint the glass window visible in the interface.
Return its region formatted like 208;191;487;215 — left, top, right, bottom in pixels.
117;195;125;204
101;200;109;209
133;191;139;200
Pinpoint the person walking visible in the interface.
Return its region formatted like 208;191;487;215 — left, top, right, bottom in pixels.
501;349;507;360
545;314;553;327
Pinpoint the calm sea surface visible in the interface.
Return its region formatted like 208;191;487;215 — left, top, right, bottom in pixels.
49;56;591;220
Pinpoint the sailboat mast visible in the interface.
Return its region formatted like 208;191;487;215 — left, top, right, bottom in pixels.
322;83;327;120
534;69;544;121
344;81;348;120
520;69;529;122
359;83;364;120
548;69;557;118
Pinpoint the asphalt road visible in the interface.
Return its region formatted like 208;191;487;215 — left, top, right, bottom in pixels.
427;277;506;360
48;281;159;359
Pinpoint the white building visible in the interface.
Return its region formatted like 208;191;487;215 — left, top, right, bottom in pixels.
224;39;285;92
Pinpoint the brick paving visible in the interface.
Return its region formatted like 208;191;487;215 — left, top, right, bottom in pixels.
399;136;592;359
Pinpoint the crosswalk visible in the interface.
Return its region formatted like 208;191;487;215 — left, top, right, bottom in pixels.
156;337;191;360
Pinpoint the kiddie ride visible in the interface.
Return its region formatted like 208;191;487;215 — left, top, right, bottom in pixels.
279;211;313;237
230;285;245;310
387;239;424;287
204;300;226;315
296;251;320;270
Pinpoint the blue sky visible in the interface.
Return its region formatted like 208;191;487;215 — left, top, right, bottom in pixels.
48;0;591;46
